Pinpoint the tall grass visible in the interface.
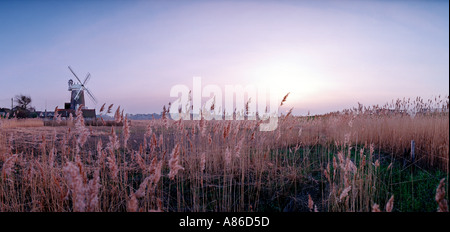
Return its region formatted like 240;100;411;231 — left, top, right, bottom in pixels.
0;96;448;212
0;118;44;128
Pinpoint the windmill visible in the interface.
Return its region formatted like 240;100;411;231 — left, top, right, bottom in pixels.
67;66;97;110
57;66;97;119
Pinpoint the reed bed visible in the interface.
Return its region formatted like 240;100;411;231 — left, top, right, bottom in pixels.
0;118;44;128
0;96;448;212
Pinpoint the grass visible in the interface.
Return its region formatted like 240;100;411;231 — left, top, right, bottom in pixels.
0;118;44;128
0;96;448;212
389;165;447;212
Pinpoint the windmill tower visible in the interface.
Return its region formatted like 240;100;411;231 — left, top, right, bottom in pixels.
56;66;97;120
67;66;97;110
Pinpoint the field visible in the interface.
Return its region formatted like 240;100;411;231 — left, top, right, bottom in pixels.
0;97;448;212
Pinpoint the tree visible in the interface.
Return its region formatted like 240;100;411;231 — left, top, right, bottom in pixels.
15;94;32;110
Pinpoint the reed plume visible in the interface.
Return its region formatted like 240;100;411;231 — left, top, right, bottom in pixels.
436;178;448;212
168;143;184;180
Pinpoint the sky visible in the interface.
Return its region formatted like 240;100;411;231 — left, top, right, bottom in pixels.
0;0;448;115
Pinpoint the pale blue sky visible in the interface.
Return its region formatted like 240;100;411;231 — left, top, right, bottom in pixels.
0;0;448;115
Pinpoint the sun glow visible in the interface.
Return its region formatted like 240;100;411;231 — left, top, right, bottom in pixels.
246;58;324;107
